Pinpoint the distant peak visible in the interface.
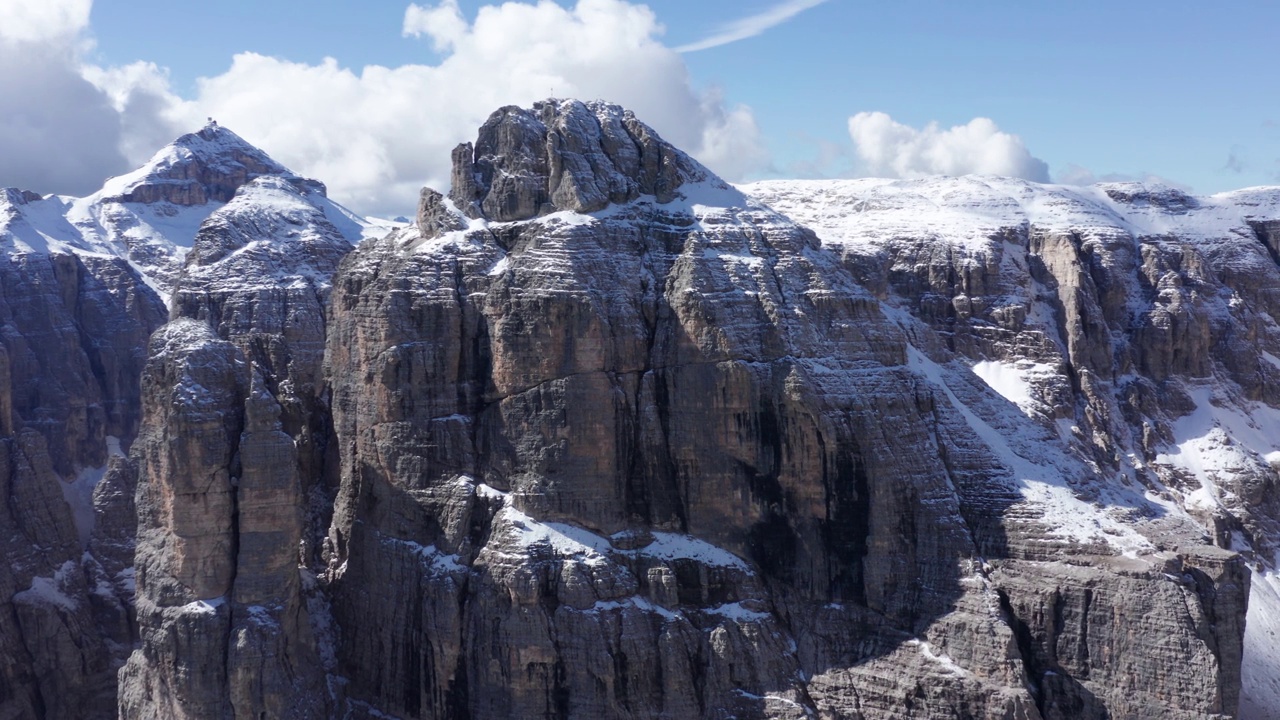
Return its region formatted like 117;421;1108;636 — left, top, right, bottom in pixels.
168;123;283;169
1099;182;1198;213
100;123;325;206
1;188;44;206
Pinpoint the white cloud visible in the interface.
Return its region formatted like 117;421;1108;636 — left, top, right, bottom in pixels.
5;0;770;216
0;0;131;195
847;111;1050;182
402;0;468;52
676;0;829;53
0;0;91;43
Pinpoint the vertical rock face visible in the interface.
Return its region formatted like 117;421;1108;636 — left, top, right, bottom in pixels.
2;104;1271;719
447;100;693;221
0;202;166;719
0;126;369;720
318;101;1248;719
120;174;358;719
747;177;1280;717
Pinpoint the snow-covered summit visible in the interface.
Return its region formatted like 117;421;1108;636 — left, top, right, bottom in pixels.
98;121;318;206
743;176;1280;255
0;123;382;300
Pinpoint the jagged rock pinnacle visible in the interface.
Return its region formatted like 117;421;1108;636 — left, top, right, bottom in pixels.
439;98;710;224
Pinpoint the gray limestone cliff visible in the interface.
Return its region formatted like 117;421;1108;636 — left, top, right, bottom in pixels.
0;126;362;719
2;103;1272;720
119;174;356;719
748;176;1280;718
314;100;1247;719
0;188;166;719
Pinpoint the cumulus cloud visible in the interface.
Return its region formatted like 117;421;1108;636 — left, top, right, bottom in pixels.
403;0;469;51
847;111;1050;182
676;0;829;53
0;0;131;195
4;0;770;216
0;0;91;43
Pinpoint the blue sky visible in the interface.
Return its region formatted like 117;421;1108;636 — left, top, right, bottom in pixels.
3;0;1278;214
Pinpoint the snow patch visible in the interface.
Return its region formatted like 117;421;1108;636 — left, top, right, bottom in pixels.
1154;386;1280;512
909;346;1153;554
1242;570;1280;719
743;176;1280;256
14;561;80;611
705;602;771;622
907;638;970;676
970;359;1054;411
491;495;751;570
62;463;107;548
472;480;509;499
588;596;681;621
487;256;509;276
629;531;751;570
500;505;613;566
182;596;226;616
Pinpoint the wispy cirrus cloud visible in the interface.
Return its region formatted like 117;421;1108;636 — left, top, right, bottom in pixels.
676;0;829;53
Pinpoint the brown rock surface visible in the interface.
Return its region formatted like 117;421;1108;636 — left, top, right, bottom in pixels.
119;173;354;719
2;105;1270;720
316;102;1247;719
0;240;165;719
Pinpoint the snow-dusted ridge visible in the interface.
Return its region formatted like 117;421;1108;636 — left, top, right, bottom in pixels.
0;122;389;301
741;176;1280;253
747;174;1280;718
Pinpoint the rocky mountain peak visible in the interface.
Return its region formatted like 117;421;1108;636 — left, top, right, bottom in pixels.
99;122;324;207
1100;181;1199;212
439;98;713;227
1;188;43;206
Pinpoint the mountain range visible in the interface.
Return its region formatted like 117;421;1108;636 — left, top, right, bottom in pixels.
2;100;1279;719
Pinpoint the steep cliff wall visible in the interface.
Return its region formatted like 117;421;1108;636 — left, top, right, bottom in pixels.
2;104;1270;720
0;126;369;720
119;175;358;719
0;187;166;719
312;101;1246;719
748;176;1280;717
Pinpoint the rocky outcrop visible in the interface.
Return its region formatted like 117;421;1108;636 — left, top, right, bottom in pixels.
314;101;1247;719
447;100;697;222
103;122;324;207
0;124;362;719
119;172;357;718
748;176;1280;717
0;246;166;719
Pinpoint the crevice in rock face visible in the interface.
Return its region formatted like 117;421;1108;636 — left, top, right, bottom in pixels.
820;432;871;605
1249;220;1280;268
1079;587;1092;674
997;588;1044;716
650;368;687;532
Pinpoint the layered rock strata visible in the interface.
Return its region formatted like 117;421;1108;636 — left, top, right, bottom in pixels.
2;102;1271;720
747;176;1280;717
0;190;166;719
0;125;369;719
317;100;1246;719
119;175;357;719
